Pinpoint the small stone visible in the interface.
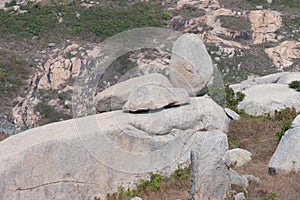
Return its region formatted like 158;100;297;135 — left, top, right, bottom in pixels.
131;197;142;200
234;192;246;200
224;108;240;120
267;0;272;4
245;175;261;183
230;169;249;187
48;43;56;48
256;5;263;9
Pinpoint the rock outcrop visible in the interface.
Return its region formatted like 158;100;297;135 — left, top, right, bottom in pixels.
0;96;230;200
231;72;300;116
237;84;300;116
268;115;300;174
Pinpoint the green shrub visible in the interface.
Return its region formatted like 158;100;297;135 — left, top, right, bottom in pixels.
162;12;172;20
288;81;300;92
263;191;277;200
275;121;291;141
225;85;245;110
170;165;190;188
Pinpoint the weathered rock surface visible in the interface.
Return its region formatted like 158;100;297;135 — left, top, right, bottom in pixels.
277;72;300;84
229;148;252;167
128;97;229;136
95;73;172;113
265;41;300;69
245;175;260;183
229;169;249;187
268;125;300;174
189;131;230;200
169;33;213;96
0;96;230;200
224;108;240;120
234;192;246;200
123;85;190;112
230;72;291;92
291;114;300;128
237;84;300;116
249;10;282;44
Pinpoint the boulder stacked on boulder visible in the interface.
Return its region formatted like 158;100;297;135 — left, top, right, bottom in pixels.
0;33;232;200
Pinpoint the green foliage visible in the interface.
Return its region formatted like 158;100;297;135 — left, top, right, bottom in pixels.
225;85;245;110
170;165;190;188
288;81;300;92
108;166;191;200
162;12;172;20
4;0;16;7
263;191;277;200
275;121;291;141
0;1;165;44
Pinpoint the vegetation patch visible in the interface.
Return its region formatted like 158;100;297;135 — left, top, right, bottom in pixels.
107;165;190;200
228;107;299;199
288;80;300;92
171;4;206;18
35;102;71;125
0;50;31;113
0;1;166;47
218;15;251;31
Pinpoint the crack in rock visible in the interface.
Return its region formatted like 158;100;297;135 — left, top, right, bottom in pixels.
15;180;101;192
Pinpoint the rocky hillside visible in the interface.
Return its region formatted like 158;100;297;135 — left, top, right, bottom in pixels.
0;0;299;199
0;0;298;131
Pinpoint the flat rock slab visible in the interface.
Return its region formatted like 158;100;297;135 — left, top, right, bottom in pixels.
237;83;300;116
123;85;190;112
95;73;172;113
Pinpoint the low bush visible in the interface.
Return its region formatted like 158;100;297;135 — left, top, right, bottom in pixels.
288;81;300;92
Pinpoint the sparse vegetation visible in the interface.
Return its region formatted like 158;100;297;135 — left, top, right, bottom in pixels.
218;15;251;31
228;107;300;199
0;50;31;113
108;165;190;200
35;102;71;125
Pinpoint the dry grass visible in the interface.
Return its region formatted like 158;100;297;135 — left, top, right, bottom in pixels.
138;182;189;200
228;110;300;199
